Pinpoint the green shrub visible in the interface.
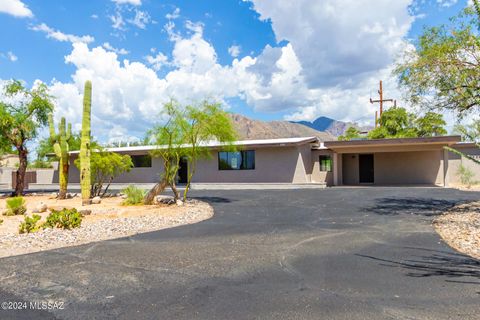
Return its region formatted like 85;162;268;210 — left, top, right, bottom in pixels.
19;214;42;234
121;185;146;205
44;208;83;230
4;197;27;216
457;164;476;188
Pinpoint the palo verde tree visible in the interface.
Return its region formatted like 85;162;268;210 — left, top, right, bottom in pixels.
144;101;186;204
48;114;74;199
0;80;54;196
180;101;237;202
144;100;237;204
395;2;480;116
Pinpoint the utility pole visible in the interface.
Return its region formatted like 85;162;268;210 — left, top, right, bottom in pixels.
370;80;394;126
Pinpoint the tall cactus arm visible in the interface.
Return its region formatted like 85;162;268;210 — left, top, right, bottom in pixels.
48;113;56;142
66;122;72;141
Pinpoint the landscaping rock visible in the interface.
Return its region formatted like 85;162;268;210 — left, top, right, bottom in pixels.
120;194;128;199
155;195;174;205
79;209;92;216
91;196;102;204
176;199;184;206
66;193;73;199
48;192;58;199
33;203;48;213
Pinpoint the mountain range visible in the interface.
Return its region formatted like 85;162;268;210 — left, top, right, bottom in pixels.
229;114;371;141
293;116;371;137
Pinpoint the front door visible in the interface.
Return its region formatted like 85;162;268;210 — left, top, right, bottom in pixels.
178;157;188;184
359;154;374;184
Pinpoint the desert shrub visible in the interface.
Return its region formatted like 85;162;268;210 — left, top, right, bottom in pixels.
44;208;82;230
19;214;42;234
457;164;476;188
121;185;146;205
4;197;27;216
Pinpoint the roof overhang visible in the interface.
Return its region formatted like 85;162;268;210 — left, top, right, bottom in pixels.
321;136;461;154
68;136;320;155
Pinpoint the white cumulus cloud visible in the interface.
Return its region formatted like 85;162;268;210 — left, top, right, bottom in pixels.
30;23;94;44
112;0;141;6
228;45;241;58
0;0;33;18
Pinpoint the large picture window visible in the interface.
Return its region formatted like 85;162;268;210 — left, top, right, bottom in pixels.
218;150;255;170
131;155;152;168
319;155;332;172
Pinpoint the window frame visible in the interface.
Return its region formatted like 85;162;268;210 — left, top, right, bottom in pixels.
319;155;332;172
130;154;152;168
218;150;255;170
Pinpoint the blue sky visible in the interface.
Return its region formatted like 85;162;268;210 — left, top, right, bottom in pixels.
0;0;471;143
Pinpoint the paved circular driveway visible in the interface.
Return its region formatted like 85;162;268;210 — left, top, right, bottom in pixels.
1;187;479;319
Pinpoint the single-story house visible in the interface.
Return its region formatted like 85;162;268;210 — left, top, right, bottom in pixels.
58;135;478;188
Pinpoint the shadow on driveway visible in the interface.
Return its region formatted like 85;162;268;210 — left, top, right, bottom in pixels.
363;197;473;217
356;247;480;285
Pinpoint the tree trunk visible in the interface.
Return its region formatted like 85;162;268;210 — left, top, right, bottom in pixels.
144;180;167;205
58;156;69;199
170;180;179;201
14;147;28;196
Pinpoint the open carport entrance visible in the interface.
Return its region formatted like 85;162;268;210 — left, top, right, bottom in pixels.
322;136;461;187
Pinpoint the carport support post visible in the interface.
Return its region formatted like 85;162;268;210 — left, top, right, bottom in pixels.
333;153;342;186
443;148;449;187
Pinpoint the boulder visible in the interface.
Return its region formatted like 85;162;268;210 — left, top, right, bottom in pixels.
33;203;48;213
48;192;58;199
66;193;73;199
91;196;102;204
176;199;184;206
79;209;92;216
120;194;128;199
155;195;174;205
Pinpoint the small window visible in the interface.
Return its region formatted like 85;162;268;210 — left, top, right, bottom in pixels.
218;150;255;170
319;155;332;172
131;155;152;168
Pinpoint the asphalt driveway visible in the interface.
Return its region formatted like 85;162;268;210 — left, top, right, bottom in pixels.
1;187;479;319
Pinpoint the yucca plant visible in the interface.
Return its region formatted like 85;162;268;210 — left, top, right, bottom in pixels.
4;196;27;216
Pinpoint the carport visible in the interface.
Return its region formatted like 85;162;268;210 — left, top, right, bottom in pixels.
323;136;461;186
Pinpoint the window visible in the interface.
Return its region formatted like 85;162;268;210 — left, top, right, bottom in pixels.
319;155;332;172
218;150;255;170
131;155;152;168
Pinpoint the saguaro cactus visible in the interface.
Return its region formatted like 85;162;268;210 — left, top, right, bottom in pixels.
49;114;73;199
80;80;92;205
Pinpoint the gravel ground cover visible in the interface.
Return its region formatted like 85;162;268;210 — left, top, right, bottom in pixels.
0;194;213;258
434;200;480;260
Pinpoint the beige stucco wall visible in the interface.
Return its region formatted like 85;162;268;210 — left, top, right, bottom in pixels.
447;146;480;185
66;146;309;184
310;150;334;185
67;154;164;184
341;150;444;185
193;146;308;183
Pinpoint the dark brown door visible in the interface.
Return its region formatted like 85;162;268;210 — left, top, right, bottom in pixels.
359;154;374;183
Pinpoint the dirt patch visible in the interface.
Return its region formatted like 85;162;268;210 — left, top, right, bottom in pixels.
434;201;480;260
0;195;213;258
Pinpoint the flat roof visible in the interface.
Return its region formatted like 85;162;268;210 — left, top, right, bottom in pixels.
322;135;461;149
69;136;320;154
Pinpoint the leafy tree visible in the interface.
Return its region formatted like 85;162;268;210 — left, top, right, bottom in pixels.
0;80;54;195
180;101;237;201
367;107;446;139
395;3;480;117
75;150;133;197
338;127;361;141
144;100;237;204
144;101;185;204
445;119;480;165
414;111;447;137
